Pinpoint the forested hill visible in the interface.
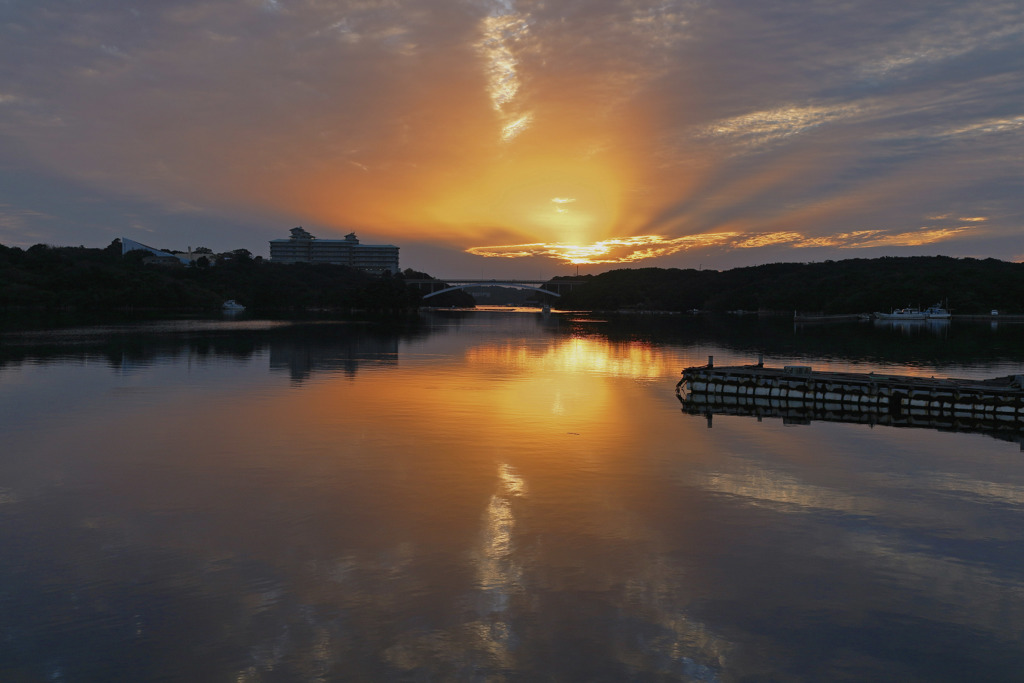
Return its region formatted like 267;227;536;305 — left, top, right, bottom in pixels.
0;241;460;311
4;243;1021;315
552;257;1024;314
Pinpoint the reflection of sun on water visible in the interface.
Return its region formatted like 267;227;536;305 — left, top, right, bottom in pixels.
465;337;673;379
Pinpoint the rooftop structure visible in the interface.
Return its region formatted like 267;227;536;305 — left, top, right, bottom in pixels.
122;238;222;267
121;238;188;265
269;227;399;275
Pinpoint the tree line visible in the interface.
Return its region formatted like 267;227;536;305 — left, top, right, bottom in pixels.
0;241;471;312
4;242;1020;315
550;256;1024;314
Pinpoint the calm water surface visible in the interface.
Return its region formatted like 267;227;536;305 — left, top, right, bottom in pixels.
1;310;1023;681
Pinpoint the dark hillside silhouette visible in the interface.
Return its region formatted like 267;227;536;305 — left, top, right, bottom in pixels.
551;257;1024;314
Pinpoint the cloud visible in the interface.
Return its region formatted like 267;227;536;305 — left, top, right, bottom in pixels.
467;234;738;264
695;103;866;155
0;205;52;233
466;222;980;264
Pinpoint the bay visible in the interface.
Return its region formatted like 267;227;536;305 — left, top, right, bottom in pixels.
1;310;1023;682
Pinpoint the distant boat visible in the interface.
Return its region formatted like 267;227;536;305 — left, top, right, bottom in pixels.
222;299;245;312
874;304;950;321
874;307;927;320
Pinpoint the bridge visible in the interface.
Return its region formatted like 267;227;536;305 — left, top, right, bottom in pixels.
404;278;586;299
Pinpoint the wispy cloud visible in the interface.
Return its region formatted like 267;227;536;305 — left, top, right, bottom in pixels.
476;3;534;142
696;102;866;154
0;205;52;230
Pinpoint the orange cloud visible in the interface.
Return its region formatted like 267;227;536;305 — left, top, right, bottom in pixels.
467;223;979;265
467;234;738;264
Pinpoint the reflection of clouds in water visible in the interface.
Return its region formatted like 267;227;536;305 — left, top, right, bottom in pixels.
623;556;730;680
382;464;528;673
477;495;516;605
498;462;526;496
840;531;1024;635
924;473;1024;506
694;458;1024;530
696;466;875;515
690;461;1024;637
465;463;525;664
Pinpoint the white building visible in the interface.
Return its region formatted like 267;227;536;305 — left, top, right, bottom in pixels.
269;227;399;275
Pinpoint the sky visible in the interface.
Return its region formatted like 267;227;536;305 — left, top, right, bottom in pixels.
1;0;1022;277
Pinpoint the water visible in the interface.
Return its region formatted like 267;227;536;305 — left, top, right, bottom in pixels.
2;310;1023;681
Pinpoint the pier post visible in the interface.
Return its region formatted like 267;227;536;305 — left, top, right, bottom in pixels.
708;355;714;368
757;353;763;367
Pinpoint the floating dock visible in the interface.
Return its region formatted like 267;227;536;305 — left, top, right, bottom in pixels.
676;359;1024;441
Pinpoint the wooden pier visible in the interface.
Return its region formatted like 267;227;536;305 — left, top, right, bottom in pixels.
676;360;1024;442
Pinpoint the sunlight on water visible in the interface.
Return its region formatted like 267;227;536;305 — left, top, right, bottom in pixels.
466;335;675;379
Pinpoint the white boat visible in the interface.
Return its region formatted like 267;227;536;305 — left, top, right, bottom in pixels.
222;299;246;312
874;307;927;320
874;303;950;320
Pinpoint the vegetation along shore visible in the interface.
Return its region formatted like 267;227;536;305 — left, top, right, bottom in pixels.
2;240;1022;315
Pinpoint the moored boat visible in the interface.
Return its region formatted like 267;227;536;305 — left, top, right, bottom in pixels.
874;303;950;320
874;307;927;320
222;299;246;312
923;304;951;319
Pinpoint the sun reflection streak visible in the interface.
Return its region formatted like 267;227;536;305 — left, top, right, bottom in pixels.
465;337;674;380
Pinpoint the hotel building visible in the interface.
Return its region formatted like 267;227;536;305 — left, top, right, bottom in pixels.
269;227;400;275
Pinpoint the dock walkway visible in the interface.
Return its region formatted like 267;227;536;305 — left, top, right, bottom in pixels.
677;362;1024;421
